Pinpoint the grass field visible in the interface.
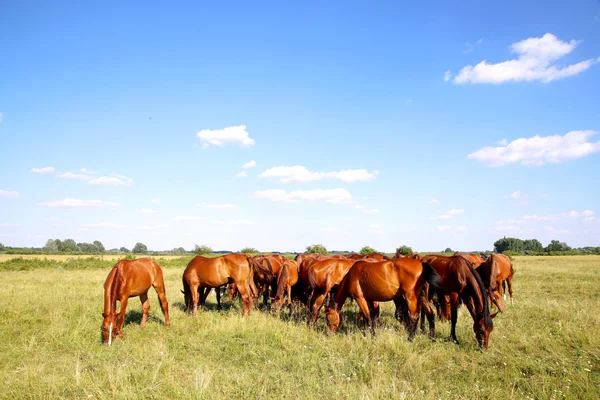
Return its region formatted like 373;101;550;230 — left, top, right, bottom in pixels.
1;256;599;399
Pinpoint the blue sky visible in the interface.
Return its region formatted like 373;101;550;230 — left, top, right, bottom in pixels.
1;1;599;252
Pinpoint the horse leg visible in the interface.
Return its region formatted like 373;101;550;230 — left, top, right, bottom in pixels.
237;283;252;317
355;297;373;338
116;296;129;338
139;292;150;328
371;301;380;328
507;277;514;305
153;282;171;327
405;292;420;342
502;280;506;301
310;292;327;329
191;284;200;317
450;293;460;344
216;286;222;311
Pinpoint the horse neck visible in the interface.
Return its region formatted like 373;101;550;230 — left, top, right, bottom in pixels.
105;264;123;316
275;264;289;300
464;266;489;324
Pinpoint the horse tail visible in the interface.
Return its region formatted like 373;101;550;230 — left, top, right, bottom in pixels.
252;257;274;281
421;262;443;292
489;255;499;293
463;258;492;328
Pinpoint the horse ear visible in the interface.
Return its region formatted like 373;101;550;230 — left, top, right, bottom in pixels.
490;312;498;319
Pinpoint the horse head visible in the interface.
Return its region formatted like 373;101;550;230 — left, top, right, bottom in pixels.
101;312;117;346
325;306;342;333
473;311;497;350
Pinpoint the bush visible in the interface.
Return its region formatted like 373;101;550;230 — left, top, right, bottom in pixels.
194;245;213;255
132;243;148;254
306;244;328;255
395;245;413;256
359;246;377;255
240;247;259;254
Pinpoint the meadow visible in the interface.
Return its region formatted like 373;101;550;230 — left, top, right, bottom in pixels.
1;255;599;399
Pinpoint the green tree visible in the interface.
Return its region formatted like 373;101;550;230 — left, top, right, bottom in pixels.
359;245;377;255
395;245;413;256
545;240;571;252
444;247;453;253
119;247;130;253
132;242;148;254
61;239;78;252
306;244;328;255
171;247;186;254
0;243;4;252
77;242;96;253
44;239;59;253
523;239;543;253
93;240;105;253
240;247;259;254
194;244;213;255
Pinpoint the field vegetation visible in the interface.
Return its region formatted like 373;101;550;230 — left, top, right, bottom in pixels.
1;255;599;398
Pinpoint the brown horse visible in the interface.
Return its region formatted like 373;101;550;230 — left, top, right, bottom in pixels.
477;253;514;311
181;253;272;317
270;259;299;312
101;258;171;345
253;254;286;305
454;251;486;268
421;255;497;349
325;258;442;340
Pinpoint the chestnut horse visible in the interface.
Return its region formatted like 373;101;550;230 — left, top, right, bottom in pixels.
454;251;486;268
325;258;442;340
270;259;299;312
421;255;497;349
101;258;171;345
181;253;272;317
253;254;286;305
477;253;514;311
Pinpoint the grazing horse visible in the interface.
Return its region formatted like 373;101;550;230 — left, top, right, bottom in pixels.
253;254;286;305
181;253;272;317
270;259;299;312
421;255;497;349
101;258;171;345
454;251;486;268
478;253;514;311
325;258;443;341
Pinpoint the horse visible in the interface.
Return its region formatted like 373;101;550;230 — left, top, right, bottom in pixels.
477;253;514;311
325;258;443;341
253;254;286;305
454;251;486;268
101;257;171;345
181;253;273;317
421;255;497;349
270;259;299;313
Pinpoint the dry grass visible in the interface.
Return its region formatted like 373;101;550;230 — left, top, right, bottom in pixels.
0;256;599;399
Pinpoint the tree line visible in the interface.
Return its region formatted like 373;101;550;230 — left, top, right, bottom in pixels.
493;237;600;256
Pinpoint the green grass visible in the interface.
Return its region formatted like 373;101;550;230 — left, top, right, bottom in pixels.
1;256;599;399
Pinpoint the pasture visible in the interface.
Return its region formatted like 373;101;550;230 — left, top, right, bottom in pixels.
1;256;599;399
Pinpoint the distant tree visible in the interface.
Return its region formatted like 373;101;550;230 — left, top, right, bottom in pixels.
240;247;259;254
77;242;96;253
171;247;186;254
61;239;78;252
0;243;4;252
545;240;571;252
523;239;543;253
132;242;148;254
119;247;130;253
359;245;377;255
395;245;413;256
194;244;213;255
93;240;105;253
44;239;59;253
306;244;328;255
444;247;453;253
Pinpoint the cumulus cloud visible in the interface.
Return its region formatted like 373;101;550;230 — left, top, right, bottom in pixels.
173;216;207;221
355;205;380;214
251;188;352;204
32;167;55;174
138;209;159;214
213;220;255;225
58;172;91;180
81;223;125;228
201;203;237;209
427;209;464;220
258;166;379;183
0;190;20;199
468;130;600;167
89;174;133;186
242;160;256;169
451;33;599;84
545;226;572;234
235;171;247;177
437;225;451;232
37;198;120;208
197;125;255;147
80;168;96;174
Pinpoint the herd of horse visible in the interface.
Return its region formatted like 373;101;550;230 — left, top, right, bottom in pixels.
101;250;514;350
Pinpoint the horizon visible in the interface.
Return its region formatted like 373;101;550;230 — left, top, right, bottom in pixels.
1;2;600;253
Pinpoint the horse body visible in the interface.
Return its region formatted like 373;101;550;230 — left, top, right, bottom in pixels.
271;259;299;311
454;251;486;268
102;258;170;345
422;255;496;349
325;258;442;340
182;253;271;317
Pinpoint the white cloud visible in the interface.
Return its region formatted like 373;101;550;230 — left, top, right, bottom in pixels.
235;171;247;177
477;38;484;45
201;203;237;209
569;211;579;217
361;207;380;214
136;224;169;231
37;198;120;208
428;199;440;204
370;224;382;229
81;223;125;228
214;220;255;225
251;188;352;204
523;214;560;221
498;139;508;145
468;130;600;167
258;166;379;183
582;210;595;217
89;174;133;186
196;125;255;147
152;199;161;204
138;209;159;214
456;226;469;231
444;71;452;81
80;168;96;174
242;160;256;169
545;226;572;234
368;224;384;235
0;223;20;227
427;209;464;220
0;190;20;199
451;33;599;84
496;219;526;225
173;216;207;221
504;190;521;199
58;172;91;180
32;167;55;174
437;225;451;232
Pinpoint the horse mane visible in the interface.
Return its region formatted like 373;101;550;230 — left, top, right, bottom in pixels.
461;258;492;328
250;256;274;281
108;260;125;315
